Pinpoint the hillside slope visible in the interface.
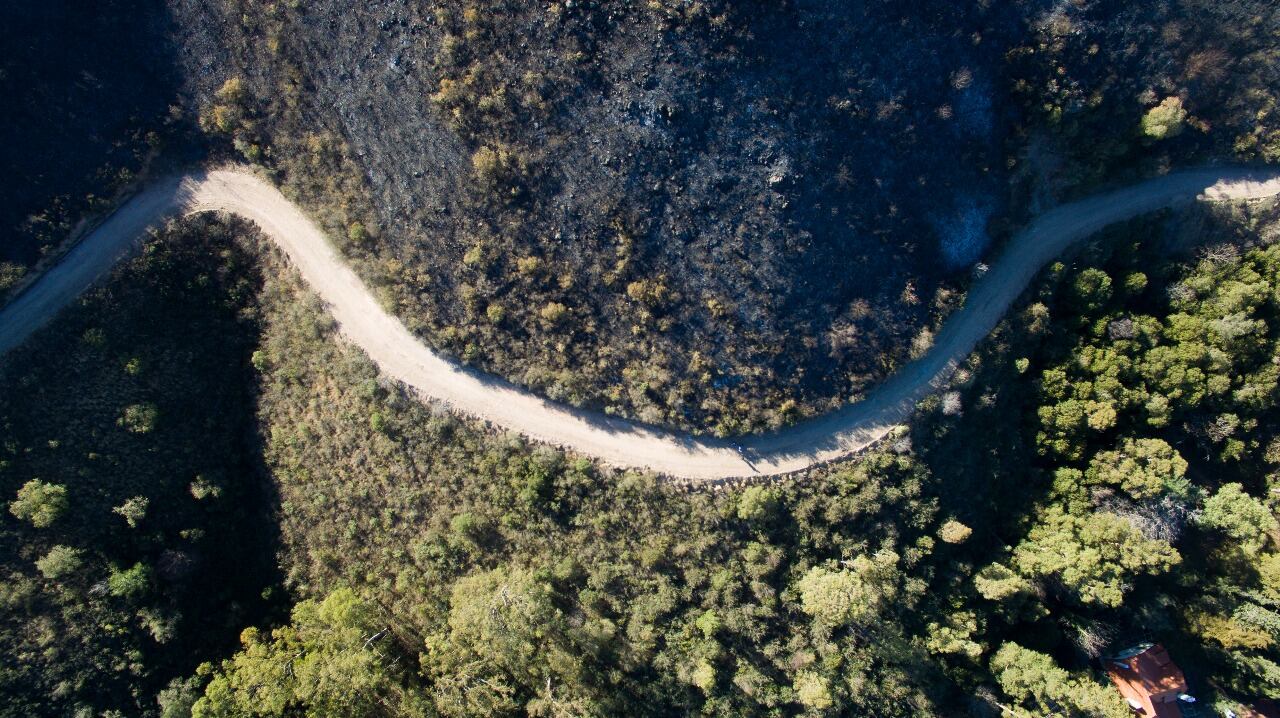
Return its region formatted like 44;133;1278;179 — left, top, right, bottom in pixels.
169;0;1023;433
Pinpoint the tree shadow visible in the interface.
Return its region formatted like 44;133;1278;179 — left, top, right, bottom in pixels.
0;214;284;714
0;0;198;270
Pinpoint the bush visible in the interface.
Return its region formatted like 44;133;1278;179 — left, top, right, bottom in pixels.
36;545;84;580
538;302;568;325
938;519;972;544
1141;97;1187;139
113;496;150;528
107;562;154;600
119;402;159;434
9;479;69;528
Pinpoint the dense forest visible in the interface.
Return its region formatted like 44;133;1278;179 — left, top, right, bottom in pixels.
6;201;1279;715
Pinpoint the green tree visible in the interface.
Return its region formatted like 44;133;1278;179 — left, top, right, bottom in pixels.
1037;399;1115;459
690;661;716;694
796;550;900;630
158;675;205;718
974;563;1033;602
193;588;422;717
426;566;597;717
470;145;510;185
1199;483;1277;553
203;77;249;135
793;672;834;710
107;562;154;600
924;611;984;660
1085;437;1189;499
119;402;159;433
538;302;568;326
1069;268;1113;313
1012;508;1180;606
9;479;69;528
736;485;780;522
938;519;973;544
694;609;721;639
113;495;150;528
991;643;1129;718
35;545;84;581
1141;97;1187;139
1261;553;1280;598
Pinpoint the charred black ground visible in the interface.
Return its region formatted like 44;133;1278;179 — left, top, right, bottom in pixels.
167;0;1021;433
3;0;1278;432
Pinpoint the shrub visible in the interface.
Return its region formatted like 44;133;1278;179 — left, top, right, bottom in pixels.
539;302;568;325
119;403;159;434
938;519;973;544
113;496;150;528
9;479;69;528
107;562;154;600
736;485;779;522
36;545;84;581
1141;97;1186;139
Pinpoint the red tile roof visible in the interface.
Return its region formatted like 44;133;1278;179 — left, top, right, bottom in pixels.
1104;643;1189;717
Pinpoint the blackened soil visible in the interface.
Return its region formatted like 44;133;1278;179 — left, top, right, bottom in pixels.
169;0;1028;433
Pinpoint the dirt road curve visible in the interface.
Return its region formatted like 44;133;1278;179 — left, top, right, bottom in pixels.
2;167;1278;481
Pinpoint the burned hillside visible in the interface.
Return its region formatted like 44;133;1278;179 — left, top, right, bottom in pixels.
168;0;1021;433
4;0;1275;433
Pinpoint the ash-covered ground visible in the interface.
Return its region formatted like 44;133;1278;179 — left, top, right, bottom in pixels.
7;0;1274;432
166;0;1022;432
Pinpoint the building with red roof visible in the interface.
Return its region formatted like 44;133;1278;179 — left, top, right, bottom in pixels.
1103;643;1199;717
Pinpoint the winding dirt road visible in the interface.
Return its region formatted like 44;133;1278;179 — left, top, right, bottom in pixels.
2;167;1278;480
